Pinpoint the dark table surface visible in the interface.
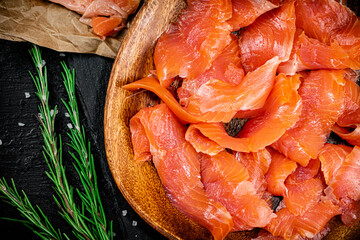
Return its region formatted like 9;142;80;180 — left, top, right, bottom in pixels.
0;39;166;240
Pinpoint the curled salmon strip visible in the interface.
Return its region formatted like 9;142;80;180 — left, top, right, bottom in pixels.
239;0;296;73
129;104;233;240
265;198;341;240
226;0;280;31
154;0;232;87
332;78;360;146
279;30;360;75
320;144;360;226
123;57;281;123
49;0;140;37
272;70;346;166
185;73;302;153
201;151;276;232
235;149;272;193
265;148;297;197
178;35;245;107
186;56;281;122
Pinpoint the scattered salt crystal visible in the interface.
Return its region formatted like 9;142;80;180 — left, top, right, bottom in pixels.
50;109;54;116
42;60;46;67
24;92;30;98
65;112;70;117
38;113;43;119
132;220;137;227
18;122;25;127
59;53;66;57
135;235;138;238
113;232;116;237
67;123;73;129
122;210;127;216
0;139;2;145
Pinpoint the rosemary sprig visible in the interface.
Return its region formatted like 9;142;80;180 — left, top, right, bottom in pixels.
0;178;64;240
61;62;113;240
29;45;95;240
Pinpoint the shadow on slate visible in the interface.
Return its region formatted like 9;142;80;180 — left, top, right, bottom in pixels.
0;40;165;240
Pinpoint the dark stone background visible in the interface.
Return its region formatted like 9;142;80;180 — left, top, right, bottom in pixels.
0;39;166;240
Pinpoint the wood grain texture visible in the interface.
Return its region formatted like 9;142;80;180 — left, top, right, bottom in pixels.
104;1;360;240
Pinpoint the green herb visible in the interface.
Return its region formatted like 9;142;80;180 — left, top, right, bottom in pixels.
61;62;113;240
0;178;64;240
29;45;113;240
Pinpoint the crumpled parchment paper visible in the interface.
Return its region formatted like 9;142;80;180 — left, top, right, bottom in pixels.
0;0;129;58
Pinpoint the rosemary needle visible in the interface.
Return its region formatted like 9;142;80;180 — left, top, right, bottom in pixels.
0;178;64;240
61;62;113;239
29;45;95;240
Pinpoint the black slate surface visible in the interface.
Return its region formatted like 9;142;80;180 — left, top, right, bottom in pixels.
0;39;166;240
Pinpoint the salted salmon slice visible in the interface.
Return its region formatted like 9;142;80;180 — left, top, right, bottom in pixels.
201;151;276;231
123;76;236;123
129;104;233;240
235;149;272;193
279;30;360;75
186;56;281;122
265;199;341;240
332;78;360;146
265;148;297;196
295;0;360;70
235;73;302;150
50;0;140;37
153;0;232;87
283;178;324;216
92;16;124;37
318;143;352;185
239;0;296;73
328;145;360;201
295;0;360;46
186;73;301;154
177;35;244;107
226;0;279;31
124;57;281;123
272;70;346;166
285;158;321;185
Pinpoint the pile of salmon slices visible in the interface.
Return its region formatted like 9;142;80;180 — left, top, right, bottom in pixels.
123;0;360;239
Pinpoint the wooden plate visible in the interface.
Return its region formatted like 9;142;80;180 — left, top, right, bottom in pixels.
104;1;360;239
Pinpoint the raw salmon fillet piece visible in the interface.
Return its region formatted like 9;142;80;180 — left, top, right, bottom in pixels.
129;104;233;240
320;144;360;226
153;0;232;87
235;149;272;193
332;78;360;146
226;0;279;31
123;76;235;123
186;56;281;122
283;178;324;216
49;0;140;37
185;73;302;153
265;199;341;240
295;0;360;71
239;0;296;73
177;35;244;107
265;148;297;196
272;70;346;166
201;151;276;231
285;158;321;185
279;30;360;75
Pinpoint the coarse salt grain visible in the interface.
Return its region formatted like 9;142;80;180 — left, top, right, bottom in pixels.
132;220;137;227
65;112;70;117
0;139;2;145
18;122;25;127
67;123;73;129
122;210;127;216
50;109;54;116
59;53;66;57
24;92;30;98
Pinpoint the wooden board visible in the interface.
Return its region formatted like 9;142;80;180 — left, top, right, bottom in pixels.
104;0;360;239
